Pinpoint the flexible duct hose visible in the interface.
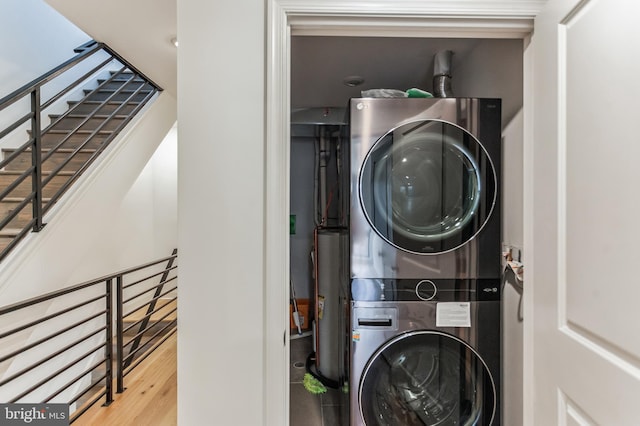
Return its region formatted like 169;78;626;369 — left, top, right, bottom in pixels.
305;351;340;389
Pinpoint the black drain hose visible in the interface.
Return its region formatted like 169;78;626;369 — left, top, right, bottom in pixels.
305;351;340;389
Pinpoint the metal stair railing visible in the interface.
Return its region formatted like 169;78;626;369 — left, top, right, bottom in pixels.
0;249;177;423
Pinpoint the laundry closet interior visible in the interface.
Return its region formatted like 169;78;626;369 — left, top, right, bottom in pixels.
289;35;524;426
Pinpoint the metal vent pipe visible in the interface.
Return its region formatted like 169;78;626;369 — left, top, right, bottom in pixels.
433;50;454;97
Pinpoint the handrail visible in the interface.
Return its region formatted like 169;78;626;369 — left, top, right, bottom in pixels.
0;41;161;112
0;252;177;315
0;249;178;423
101;44;162;91
0;42;103;112
0;40;162;261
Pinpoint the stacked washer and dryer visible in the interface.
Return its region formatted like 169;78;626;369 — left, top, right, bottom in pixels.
347;97;502;425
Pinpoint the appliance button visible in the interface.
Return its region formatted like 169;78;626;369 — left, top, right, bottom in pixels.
415;280;437;301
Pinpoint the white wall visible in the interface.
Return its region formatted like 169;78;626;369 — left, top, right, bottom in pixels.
66;122;178;284
0;0;89;97
177;1;265;425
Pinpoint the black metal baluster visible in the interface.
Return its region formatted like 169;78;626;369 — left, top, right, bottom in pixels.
116;275;125;393
104;278;113;406
30;88;45;231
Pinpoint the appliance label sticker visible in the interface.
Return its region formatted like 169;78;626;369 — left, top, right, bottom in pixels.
436;302;471;327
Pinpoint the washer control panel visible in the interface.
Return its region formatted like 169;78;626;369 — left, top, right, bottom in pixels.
351;278;501;302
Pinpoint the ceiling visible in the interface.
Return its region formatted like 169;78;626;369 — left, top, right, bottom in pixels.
45;0;177;97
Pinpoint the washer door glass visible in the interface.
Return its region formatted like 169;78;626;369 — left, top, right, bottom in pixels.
359;331;495;426
359;119;496;254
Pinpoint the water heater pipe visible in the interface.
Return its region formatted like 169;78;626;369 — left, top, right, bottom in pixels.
319;129;328;224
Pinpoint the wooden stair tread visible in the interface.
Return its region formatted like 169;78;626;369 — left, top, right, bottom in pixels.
0;228;23;237
124;299;177;323
49;114;129;119
2;197;51;202
97;79;146;85
2;148;98;153
68;100;142;105
43;129;113;135
85;88;153;93
0;170;75;176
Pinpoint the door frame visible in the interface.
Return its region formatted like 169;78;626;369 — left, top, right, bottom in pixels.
264;1;545;424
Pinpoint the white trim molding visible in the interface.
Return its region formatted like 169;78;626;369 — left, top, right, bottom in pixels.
283;0;545;37
265;1;545;424
285;1;542;37
264;1;291;425
290;16;536;38
277;0;546;17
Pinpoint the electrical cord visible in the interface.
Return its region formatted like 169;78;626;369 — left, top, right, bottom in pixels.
305;351;340;389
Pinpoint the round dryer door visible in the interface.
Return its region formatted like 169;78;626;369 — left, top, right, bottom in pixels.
359;331;496;426
359;119;496;254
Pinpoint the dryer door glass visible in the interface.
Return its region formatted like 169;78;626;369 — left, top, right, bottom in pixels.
359;119;496;254
359;331;495;426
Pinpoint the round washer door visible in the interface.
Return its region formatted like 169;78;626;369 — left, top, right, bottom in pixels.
359;331;496;426
359;119;496;254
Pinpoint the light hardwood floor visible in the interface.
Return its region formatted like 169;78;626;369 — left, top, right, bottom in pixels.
74;332;177;426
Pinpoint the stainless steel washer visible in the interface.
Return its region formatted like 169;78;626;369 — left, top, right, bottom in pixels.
349;278;501;425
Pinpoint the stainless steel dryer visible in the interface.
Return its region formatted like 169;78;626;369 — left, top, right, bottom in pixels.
349;98;501;280
350;277;501;426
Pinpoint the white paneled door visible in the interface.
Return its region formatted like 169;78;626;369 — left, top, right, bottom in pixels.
531;0;640;424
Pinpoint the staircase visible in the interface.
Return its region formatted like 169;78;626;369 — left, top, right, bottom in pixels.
0;42;161;260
